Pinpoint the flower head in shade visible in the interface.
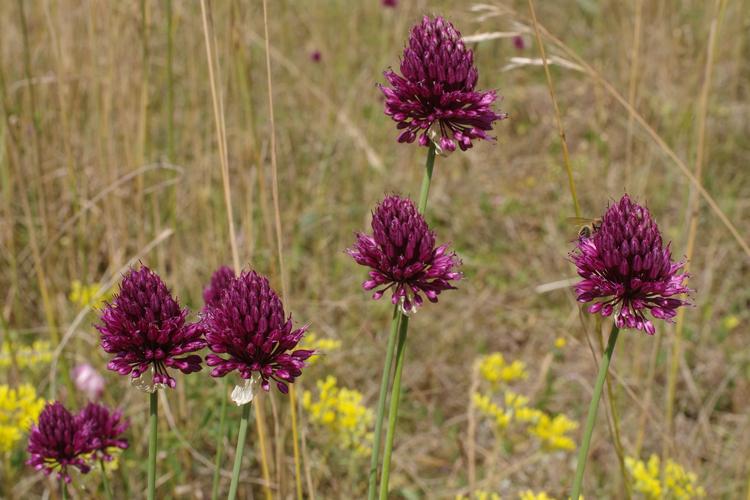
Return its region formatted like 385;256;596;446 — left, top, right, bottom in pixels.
96;266;206;391
512;35;525;51
571;195;691;334
382;0;397;7
310;50;322;63
203;265;236;309
347;195;462;314
26;402;95;483
76;403;129;461
379;16;507;153
203;271;313;399
71;363;105;400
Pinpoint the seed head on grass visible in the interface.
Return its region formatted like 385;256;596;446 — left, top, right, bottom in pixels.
379;15;507;153
202;270;313;401
347;195;462;314
571;194;691;334
26;402;95;483
77;402;129;461
96;266;205;390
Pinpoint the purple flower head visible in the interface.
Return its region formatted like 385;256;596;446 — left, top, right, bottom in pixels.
26;402;95;483
347;195;462;313
310;50;322;63
76;403;129;461
96;266;206;390
72;363;106;400
203;265;236;309
512;35;525;50
379;15;507;153
203;271;313;394
571;194;691;335
382;0;398;7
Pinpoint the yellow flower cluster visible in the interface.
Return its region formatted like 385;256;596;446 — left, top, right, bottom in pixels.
0;340;52;369
478;353;528;386
303;376;373;456
554;337;567;349
626;454;705;499
527;413;577;451
69;280;110;310
519;491;555;500
473;389;577;451
0;384;45;452
299;332;342;366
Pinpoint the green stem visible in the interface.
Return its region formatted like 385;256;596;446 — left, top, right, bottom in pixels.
100;459;113;500
61;480;67;500
367;305;402;500
570;324;620;499
211;379;229;500
417;143;436;213
376;142;436;499
378;313;410;500
228;402;251;500
148;391;158;500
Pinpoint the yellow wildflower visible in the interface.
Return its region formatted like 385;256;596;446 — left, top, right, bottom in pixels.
519;491;555;500
554;337;567;349
473;392;511;429
528;413;577;451
0;340;52;369
479;353;528;386
69;280;110;310
0;384;45;452
299;332;342;366
626;454;705;499
303;376;373;456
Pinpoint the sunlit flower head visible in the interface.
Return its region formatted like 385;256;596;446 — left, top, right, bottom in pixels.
26;402;95;483
96;265;205;390
379;16;507;153
347;195;462;314
202;270;313;396
571;194;691;335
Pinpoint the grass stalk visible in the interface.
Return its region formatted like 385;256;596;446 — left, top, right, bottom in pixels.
367;305;401;500
570;324;620;499
210;378;229;500
664;0;725;457
260;0;299;497
527;0;580;218
199;2;274;497
228;402;252;500
100;459;113;500
148;391;158;500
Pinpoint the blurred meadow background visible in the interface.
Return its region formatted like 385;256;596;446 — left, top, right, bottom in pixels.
1;0;749;498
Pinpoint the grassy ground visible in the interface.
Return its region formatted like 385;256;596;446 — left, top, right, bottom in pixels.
1;0;749;498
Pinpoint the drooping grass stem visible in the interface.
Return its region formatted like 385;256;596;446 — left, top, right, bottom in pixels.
148;391;158;500
210;378;229;500
377;142;436;499
367;305;402;500
570;324;620;499
228;402;252;500
100;459;113;500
